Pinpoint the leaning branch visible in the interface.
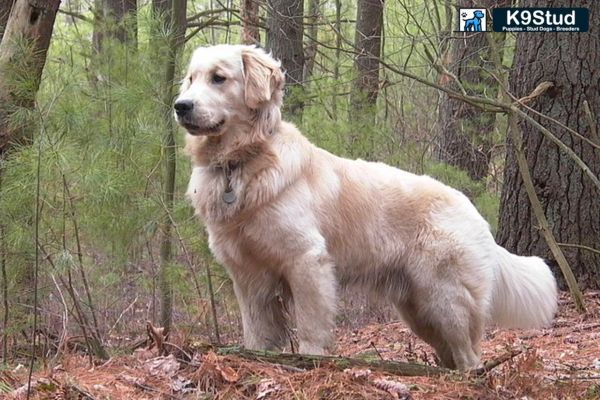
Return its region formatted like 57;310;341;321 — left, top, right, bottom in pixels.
508;115;586;313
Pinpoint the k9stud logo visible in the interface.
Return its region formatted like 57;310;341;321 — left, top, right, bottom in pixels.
492;8;589;32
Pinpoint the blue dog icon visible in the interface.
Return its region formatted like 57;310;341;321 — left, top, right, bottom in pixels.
463;10;485;31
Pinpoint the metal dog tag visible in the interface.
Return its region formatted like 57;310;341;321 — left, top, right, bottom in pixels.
222;188;236;204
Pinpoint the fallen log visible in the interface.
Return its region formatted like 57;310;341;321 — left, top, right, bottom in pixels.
194;344;452;377
192;344;522;377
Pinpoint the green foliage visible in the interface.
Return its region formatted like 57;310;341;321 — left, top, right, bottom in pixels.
0;380;12;393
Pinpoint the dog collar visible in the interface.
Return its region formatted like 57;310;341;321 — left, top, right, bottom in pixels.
216;161;240;204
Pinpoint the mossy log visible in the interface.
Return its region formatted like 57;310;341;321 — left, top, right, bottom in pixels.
194;344;452;377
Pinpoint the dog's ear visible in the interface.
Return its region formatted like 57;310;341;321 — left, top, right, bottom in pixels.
241;47;285;109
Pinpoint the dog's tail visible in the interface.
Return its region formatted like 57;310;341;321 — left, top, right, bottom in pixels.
490;246;558;329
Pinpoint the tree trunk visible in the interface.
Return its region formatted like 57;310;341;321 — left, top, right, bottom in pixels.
437;1;507;181
0;0;12;40
154;0;186;335
116;0;137;48
497;0;600;290
92;0;104;54
0;0;60;153
0;0;60;360
303;0;319;82
0;174;8;361
266;0;304;121
351;0;384;114
332;0;341;120
93;0;137;53
240;0;260;45
349;0;383;157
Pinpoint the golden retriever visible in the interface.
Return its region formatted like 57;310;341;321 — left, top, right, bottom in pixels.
174;45;558;370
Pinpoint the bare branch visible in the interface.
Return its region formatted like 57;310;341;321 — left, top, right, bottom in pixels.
58;8;93;24
186;8;237;23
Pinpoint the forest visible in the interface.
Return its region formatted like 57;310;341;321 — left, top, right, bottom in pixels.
0;0;599;398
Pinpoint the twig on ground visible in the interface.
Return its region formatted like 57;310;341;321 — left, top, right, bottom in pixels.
472;349;523;376
275;363;306;373
370;341;385;360
108;296;138;336
164;341;193;362
64;381;97;399
133;381;182;399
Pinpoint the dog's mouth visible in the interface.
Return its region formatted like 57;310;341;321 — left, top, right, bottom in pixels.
182;119;226;136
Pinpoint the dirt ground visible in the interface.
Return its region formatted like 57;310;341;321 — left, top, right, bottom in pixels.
3;291;599;399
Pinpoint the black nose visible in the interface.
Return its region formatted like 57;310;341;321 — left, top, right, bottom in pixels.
174;99;194;116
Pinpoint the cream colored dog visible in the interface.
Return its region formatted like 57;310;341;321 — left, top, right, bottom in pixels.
175;45;558;370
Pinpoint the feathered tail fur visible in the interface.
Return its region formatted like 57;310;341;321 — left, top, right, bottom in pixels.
491;246;558;329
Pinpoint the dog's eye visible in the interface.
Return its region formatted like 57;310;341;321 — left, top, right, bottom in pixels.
212;74;226;84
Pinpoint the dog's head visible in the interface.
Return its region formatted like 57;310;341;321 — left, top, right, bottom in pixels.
473;10;484;19
174;45;285;139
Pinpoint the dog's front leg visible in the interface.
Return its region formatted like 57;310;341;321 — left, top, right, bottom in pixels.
285;249;337;355
231;271;289;351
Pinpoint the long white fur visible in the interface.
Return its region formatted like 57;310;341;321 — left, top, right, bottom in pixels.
176;44;558;370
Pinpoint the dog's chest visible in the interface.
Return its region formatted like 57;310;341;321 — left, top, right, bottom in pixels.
187;167;244;222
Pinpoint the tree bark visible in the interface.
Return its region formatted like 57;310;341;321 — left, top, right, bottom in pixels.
350;0;384;122
497;0;600;290
240;0;260;45
266;0;304;121
0;0;60;154
153;0;186;335
0;0;12;40
437;1;507;181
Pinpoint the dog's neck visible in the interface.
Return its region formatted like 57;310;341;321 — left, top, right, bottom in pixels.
185;117;281;169
186;104;283;168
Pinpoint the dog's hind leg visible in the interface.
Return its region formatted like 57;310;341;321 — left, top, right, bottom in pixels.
419;287;483;370
397;302;456;368
397;279;484;370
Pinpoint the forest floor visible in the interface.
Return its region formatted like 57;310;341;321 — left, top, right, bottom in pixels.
3;291;600;400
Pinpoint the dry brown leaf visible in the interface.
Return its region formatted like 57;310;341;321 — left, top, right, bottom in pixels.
10;378;54;399
343;368;372;379
144;354;180;378
203;351;219;364
373;378;411;400
218;365;239;383
117;373;141;385
256;378;281;399
171;375;194;393
133;347;156;361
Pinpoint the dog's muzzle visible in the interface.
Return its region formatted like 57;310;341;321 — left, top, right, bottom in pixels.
174;101;226;136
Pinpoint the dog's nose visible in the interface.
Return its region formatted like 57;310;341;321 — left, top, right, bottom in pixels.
174;99;194;116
